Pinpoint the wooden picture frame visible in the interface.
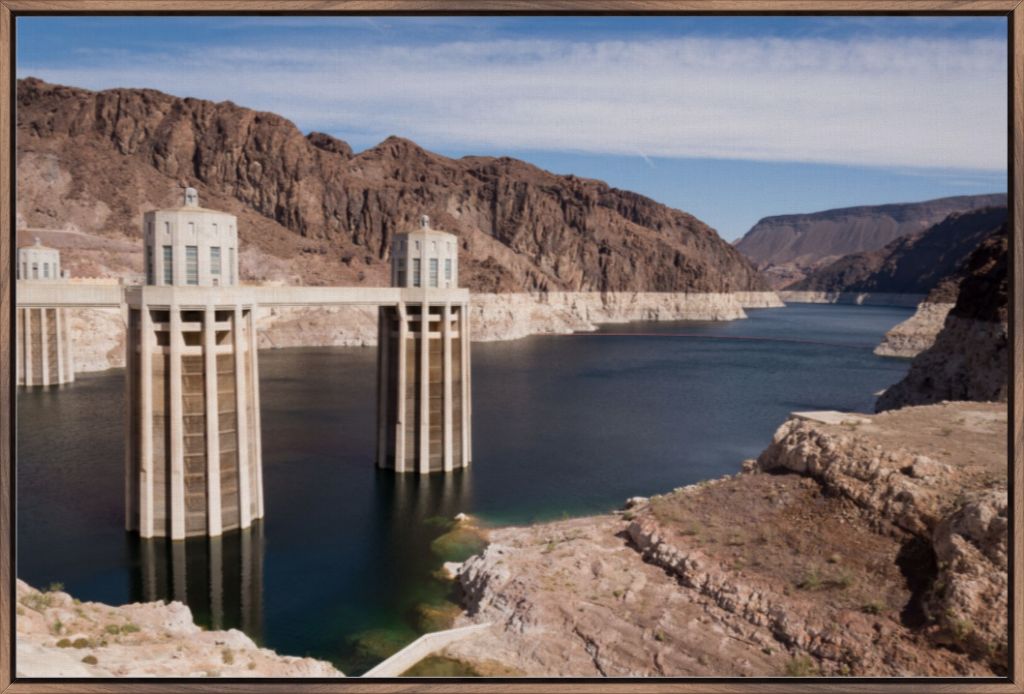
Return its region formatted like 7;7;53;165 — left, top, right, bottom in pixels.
0;1;1020;691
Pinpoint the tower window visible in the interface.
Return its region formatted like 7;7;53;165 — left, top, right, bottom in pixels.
43;264;49;279
429;258;438;287
445;258;452;281
412;258;421;287
229;248;235;285
31;263;38;279
164;221;171;234
188;222;196;235
211;246;221;275
186;246;199;285
146;247;154;284
163;246;173;284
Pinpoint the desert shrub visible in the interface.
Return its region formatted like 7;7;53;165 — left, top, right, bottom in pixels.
784;655;818;677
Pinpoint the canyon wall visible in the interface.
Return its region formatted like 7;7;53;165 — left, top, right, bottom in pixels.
876;224;1008;411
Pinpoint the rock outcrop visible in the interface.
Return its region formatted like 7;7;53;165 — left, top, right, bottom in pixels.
16;580;344;677
876;224;1008;411
735;195;1006;288
874;302;955;358
443;403;1007;677
17;77;767;295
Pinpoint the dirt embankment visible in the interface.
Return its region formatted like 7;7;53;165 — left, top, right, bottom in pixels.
442;402;1007;677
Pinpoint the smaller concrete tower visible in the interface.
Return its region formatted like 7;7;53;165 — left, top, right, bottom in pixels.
16;239;75;386
376;216;471;473
126;187;263;540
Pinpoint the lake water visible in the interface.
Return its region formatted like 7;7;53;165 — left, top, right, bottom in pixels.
17;303;912;674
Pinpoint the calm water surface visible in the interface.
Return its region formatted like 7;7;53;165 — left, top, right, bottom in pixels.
17;303;912;673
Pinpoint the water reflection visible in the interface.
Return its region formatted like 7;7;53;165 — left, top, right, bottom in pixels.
382;467;473;526
129;524;264;640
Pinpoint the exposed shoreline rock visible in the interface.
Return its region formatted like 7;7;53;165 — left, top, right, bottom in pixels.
778;291;924;307
15;580;344;678
876;223;1007;411
442;403;1007;677
874;302;954;358
58;291;784;375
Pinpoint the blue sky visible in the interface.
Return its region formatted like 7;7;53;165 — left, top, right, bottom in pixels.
17;16;1008;241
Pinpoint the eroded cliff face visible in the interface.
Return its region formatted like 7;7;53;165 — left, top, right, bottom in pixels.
17;77;766;295
444;403;1007;677
876;225;1008;411
874;302;955;359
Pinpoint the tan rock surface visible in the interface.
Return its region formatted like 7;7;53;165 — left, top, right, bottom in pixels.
874;302;954;358
445;402;1006;677
15;580;344;678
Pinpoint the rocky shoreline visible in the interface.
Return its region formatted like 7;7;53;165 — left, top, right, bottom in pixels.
440;403;1007;677
62;291;784;374
15;580;344;678
874;302;954;358
778;291;925;307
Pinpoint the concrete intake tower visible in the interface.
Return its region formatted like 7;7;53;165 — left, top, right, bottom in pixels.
125;188;263;539
16;239;74;387
376;216;472;473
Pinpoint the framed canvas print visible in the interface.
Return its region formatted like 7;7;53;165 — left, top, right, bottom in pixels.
0;1;1021;691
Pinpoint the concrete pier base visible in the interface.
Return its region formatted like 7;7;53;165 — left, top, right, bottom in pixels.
16;306;75;386
126;289;264;539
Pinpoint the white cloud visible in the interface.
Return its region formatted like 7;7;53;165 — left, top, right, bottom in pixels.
19;35;1008;171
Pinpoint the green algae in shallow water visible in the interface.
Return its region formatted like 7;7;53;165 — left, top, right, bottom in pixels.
412;601;462;633
401;655;482;677
423;515;455;529
429;525;488;562
348;626;418;668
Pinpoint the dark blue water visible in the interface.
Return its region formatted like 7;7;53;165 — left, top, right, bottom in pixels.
16;303;912;673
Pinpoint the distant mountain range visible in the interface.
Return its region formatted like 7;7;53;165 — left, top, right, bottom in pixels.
788;206;1008;297
734;194;1007;289
16;77;766;294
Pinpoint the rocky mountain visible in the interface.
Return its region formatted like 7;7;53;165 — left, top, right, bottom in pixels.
876;222;1008;411
789;206;1008;295
735;194;1006;288
16;77;766;294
